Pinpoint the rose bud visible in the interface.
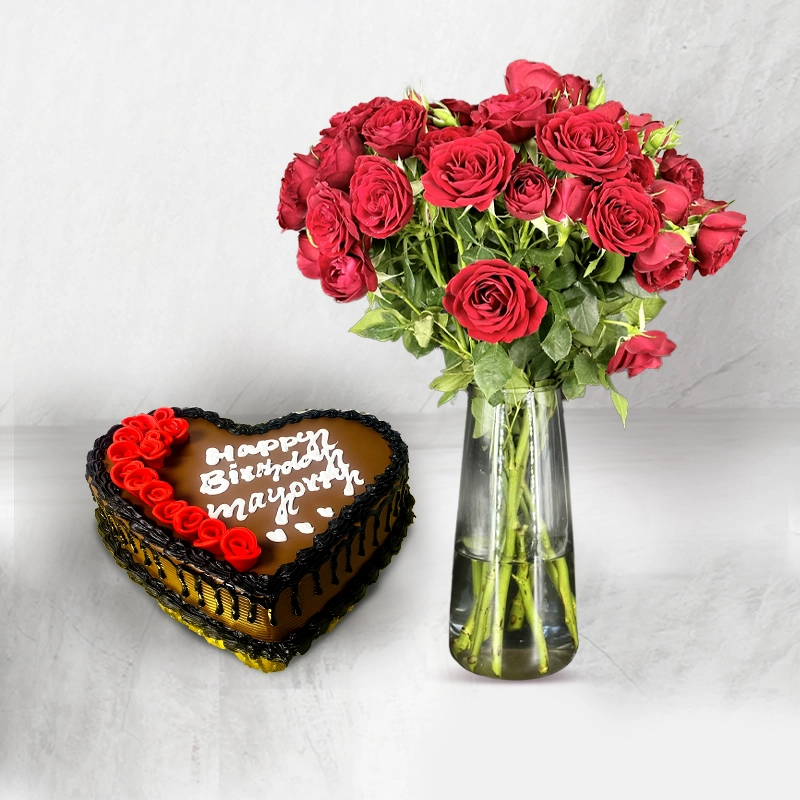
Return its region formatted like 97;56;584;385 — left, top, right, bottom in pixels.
694;210;746;276
413;126;470;167
689;197;728;218
439;98;477;127
504;163;552;220
297;232;321;279
658;150;704;201
350;156;414;238
633;232;693;292
305;183;360;257
319;245;377;303
471;87;550;143
607;331;677;377
316;126;365;191
221;527;262;572
277;152;320;231
650;179;692;225
627;113;664;143
546;177;592;222
504;60;562;95
361;99;427;159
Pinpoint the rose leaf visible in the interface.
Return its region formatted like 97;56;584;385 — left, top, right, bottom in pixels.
541;320;572;362
473;343;515;401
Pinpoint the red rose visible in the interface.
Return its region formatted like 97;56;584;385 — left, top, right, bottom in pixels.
172;505;207;540
319;245;377;302
139;480;175;506
277;152;320;231
305;183;359;257
121;414;156;432
694;210;746;276
320;96;393;138
633;232;693;292
157;416;189;444
504;163;552;220
584;179;662;255
689;197;728;218
137;430;172;467
650;179;692;225
349;156;414;238
658;150;704;201
297;231;321;279
504;60;562;95
421;130;514;212
107;440;140;462
109;459;144;488
112;426;143;445
559;74;593;106
443;259;548;344
316;126;364;191
439;98;476;127
536;106;629;180
471;88;549;143
152;499;188;525
629;155;656;188
413;126;470;168
592;101;626;123
122;466;160;497
361;99;427;159
193;517;227;557
546;177;592;222
607;331;677;377
221;527;262;572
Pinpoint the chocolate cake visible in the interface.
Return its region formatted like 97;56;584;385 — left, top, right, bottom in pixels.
85;407;414;671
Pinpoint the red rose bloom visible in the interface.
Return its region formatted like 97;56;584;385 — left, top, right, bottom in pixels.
413;126;470;168
536;106;630;180
297;232;321;279
629;154;656;188
689;197;728;218
139;480;175;506
694;210;746;276
559;74;593;106
152;499;188;525
112;425;143;445
172;505;207;540
421;130;514;212
546;177;592;222
109;459;144;488
504;163;552;220
650;179;692;225
505;60;562;95
607;331;677;377
305;183;359;257
121;414;157;432
633;232;693;292
349;156;414;238
443;259;548;344
658;150;704;201
157;416;189;444
583;179;662;255
361;99;427;159
320;96;393;138
316;126;364;191
221;527;262;572
277;152;320;231
471;88;549;143
319;245;377;302
122;466;160;497
107;440;141;462
193;517;228;557
439;98;476;127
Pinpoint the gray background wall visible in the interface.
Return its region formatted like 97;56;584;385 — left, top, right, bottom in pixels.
3;0;798;426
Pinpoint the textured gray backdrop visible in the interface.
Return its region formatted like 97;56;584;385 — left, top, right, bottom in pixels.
3;0;799;425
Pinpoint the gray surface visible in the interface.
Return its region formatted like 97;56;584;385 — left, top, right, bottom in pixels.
3;409;800;798
3;0;800;426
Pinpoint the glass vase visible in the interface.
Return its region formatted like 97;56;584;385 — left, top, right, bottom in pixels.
449;385;578;680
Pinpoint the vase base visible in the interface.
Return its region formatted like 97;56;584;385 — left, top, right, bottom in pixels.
448;636;577;680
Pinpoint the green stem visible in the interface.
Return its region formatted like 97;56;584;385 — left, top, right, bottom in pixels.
538;522;578;647
486;213;514;259
468;566;496;670
452;560;485;653
418;235;445;288
512;571;549;675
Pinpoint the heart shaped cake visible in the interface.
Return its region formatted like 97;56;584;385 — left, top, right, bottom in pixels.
86;407;414;671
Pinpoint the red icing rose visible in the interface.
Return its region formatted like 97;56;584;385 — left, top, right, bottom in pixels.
220;527;262;572
122;466;160;497
172;505;207;541
536;106;630;181
471;88;549;143
439;98;476;127
658;150;704;201
694;210;746;277
504;163;552;220
607;331;677;378
633;232;693;292
152;407;175;422
361;99;427;159
320;96;393;138
193;517;227;557
316;126;364;192
297;231;321;279
350;156;414;238
305;183;359;257
319;245;377;302
109;459;145;488
137;430;173;467
413;126;470;168
421;130;514;212
152;499;189;525
546;177;592;222
504;60;562;95
156;416;188;444
112;426;143;444
583;179;662;255
443;259;548;344
650;179;692;226
107;440;141;462
138;480;175;506
121;414;157;432
277;152;320;231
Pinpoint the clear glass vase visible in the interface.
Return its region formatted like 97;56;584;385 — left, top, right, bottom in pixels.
449;385;578;680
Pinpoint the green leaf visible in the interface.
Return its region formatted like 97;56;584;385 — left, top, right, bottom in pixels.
472;343;515;401
611;390;629;427
618;272;651;298
566;292;600;335
502;366;533;403
547;290;569;321
454;212;477;247
429;363;474;394
622;295;666;326
402;328;435;359
541;320;572;362
542;262;577;292
349;309;408;342
413;315;434;348
530;348;555;381
593;250;626;283
426;286;446;306
583;252;604;278
509;334;542;369
527;248;560;270
437;389;459;407
470;393;495;439
587;76;605;109
561;372;586;400
461;244;497;264
573;352;601;385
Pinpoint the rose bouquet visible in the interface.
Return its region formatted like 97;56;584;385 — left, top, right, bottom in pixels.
277;59;746;678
